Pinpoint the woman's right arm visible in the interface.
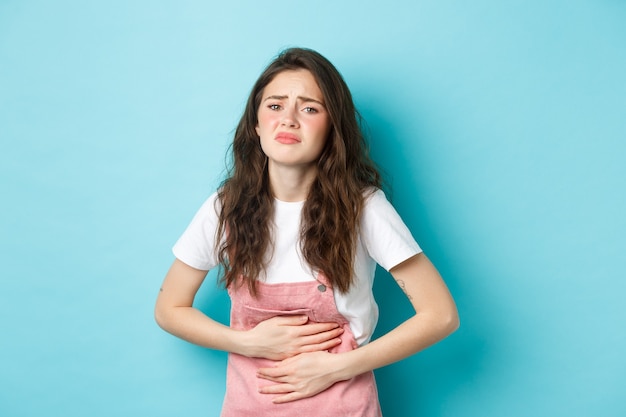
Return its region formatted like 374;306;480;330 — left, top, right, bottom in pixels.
154;259;343;360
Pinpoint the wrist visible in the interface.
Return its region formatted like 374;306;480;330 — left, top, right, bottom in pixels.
333;349;368;381
227;328;255;357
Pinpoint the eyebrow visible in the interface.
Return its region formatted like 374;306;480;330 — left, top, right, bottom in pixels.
263;95;326;107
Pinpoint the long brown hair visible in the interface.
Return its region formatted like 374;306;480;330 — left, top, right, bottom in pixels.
216;47;381;295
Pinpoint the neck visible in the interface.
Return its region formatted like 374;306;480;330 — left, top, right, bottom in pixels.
268;162;317;202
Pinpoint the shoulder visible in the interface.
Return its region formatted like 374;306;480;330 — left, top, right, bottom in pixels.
171;190;222;271
362;187;395;215
192;191;222;218
359;187;422;270
177;191;222;237
360;187;400;233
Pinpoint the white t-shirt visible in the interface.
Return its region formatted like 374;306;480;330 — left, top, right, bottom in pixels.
172;189;421;345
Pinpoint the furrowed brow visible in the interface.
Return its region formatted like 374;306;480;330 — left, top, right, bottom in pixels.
263;95;288;102
262;94;325;107
298;96;325;107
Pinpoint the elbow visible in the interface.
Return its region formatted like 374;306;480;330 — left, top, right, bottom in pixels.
441;306;460;336
425;305;459;339
446;311;460;335
154;302;170;331
154;307;164;329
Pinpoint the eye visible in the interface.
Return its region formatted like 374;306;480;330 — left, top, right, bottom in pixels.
303;106;318;113
268;104;281;110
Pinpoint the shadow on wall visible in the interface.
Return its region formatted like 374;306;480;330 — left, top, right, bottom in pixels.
363;103;495;416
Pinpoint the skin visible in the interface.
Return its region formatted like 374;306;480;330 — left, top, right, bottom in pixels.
156;259;344;360
155;68;459;404
255;69;331;202
255;253;458;403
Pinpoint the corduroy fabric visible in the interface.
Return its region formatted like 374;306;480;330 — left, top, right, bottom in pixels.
220;274;382;417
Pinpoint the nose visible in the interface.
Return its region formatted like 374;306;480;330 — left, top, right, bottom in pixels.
281;107;299;128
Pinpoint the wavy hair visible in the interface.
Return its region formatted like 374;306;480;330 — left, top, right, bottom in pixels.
216;47;381;295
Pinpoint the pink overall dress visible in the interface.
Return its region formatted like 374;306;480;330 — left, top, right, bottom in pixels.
220;274;382;417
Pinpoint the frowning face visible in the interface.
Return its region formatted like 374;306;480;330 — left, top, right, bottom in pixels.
255;69;331;172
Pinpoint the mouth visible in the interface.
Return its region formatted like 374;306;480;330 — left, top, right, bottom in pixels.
275;132;301;144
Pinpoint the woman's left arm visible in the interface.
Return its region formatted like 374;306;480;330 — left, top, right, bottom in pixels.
257;252;459;403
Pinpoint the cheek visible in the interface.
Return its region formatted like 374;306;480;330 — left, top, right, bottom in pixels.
312;125;331;155
313;118;331;141
256;112;277;134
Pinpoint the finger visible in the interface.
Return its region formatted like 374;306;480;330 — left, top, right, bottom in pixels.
271;315;310;326
292;322;341;336
256;366;289;380
299;327;344;345
256;373;285;383
258;383;294;395
272;392;306;403
299;337;343;353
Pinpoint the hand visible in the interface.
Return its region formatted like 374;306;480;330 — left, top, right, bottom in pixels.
245;316;343;360
256;351;343;403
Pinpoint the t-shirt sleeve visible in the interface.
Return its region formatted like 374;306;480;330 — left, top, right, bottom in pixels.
172;192;221;271
361;189;422;271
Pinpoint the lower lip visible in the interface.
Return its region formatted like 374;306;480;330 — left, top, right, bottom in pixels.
275;136;300;144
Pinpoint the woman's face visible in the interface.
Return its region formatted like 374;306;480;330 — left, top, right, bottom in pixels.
255;69;331;171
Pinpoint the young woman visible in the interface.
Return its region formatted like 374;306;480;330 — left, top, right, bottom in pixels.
155;47;459;416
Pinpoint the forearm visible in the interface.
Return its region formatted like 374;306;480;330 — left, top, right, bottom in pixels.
155;264;346;361
255;257;458;404
255;309;459;403
336;310;459;380
155;305;249;355
337;253;460;380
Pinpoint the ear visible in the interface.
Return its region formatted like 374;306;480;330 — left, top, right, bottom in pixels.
255;125;260;136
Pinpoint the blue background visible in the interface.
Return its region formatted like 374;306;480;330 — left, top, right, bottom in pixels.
1;1;625;416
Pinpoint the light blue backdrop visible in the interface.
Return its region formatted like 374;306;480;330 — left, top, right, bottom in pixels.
1;1;625;416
